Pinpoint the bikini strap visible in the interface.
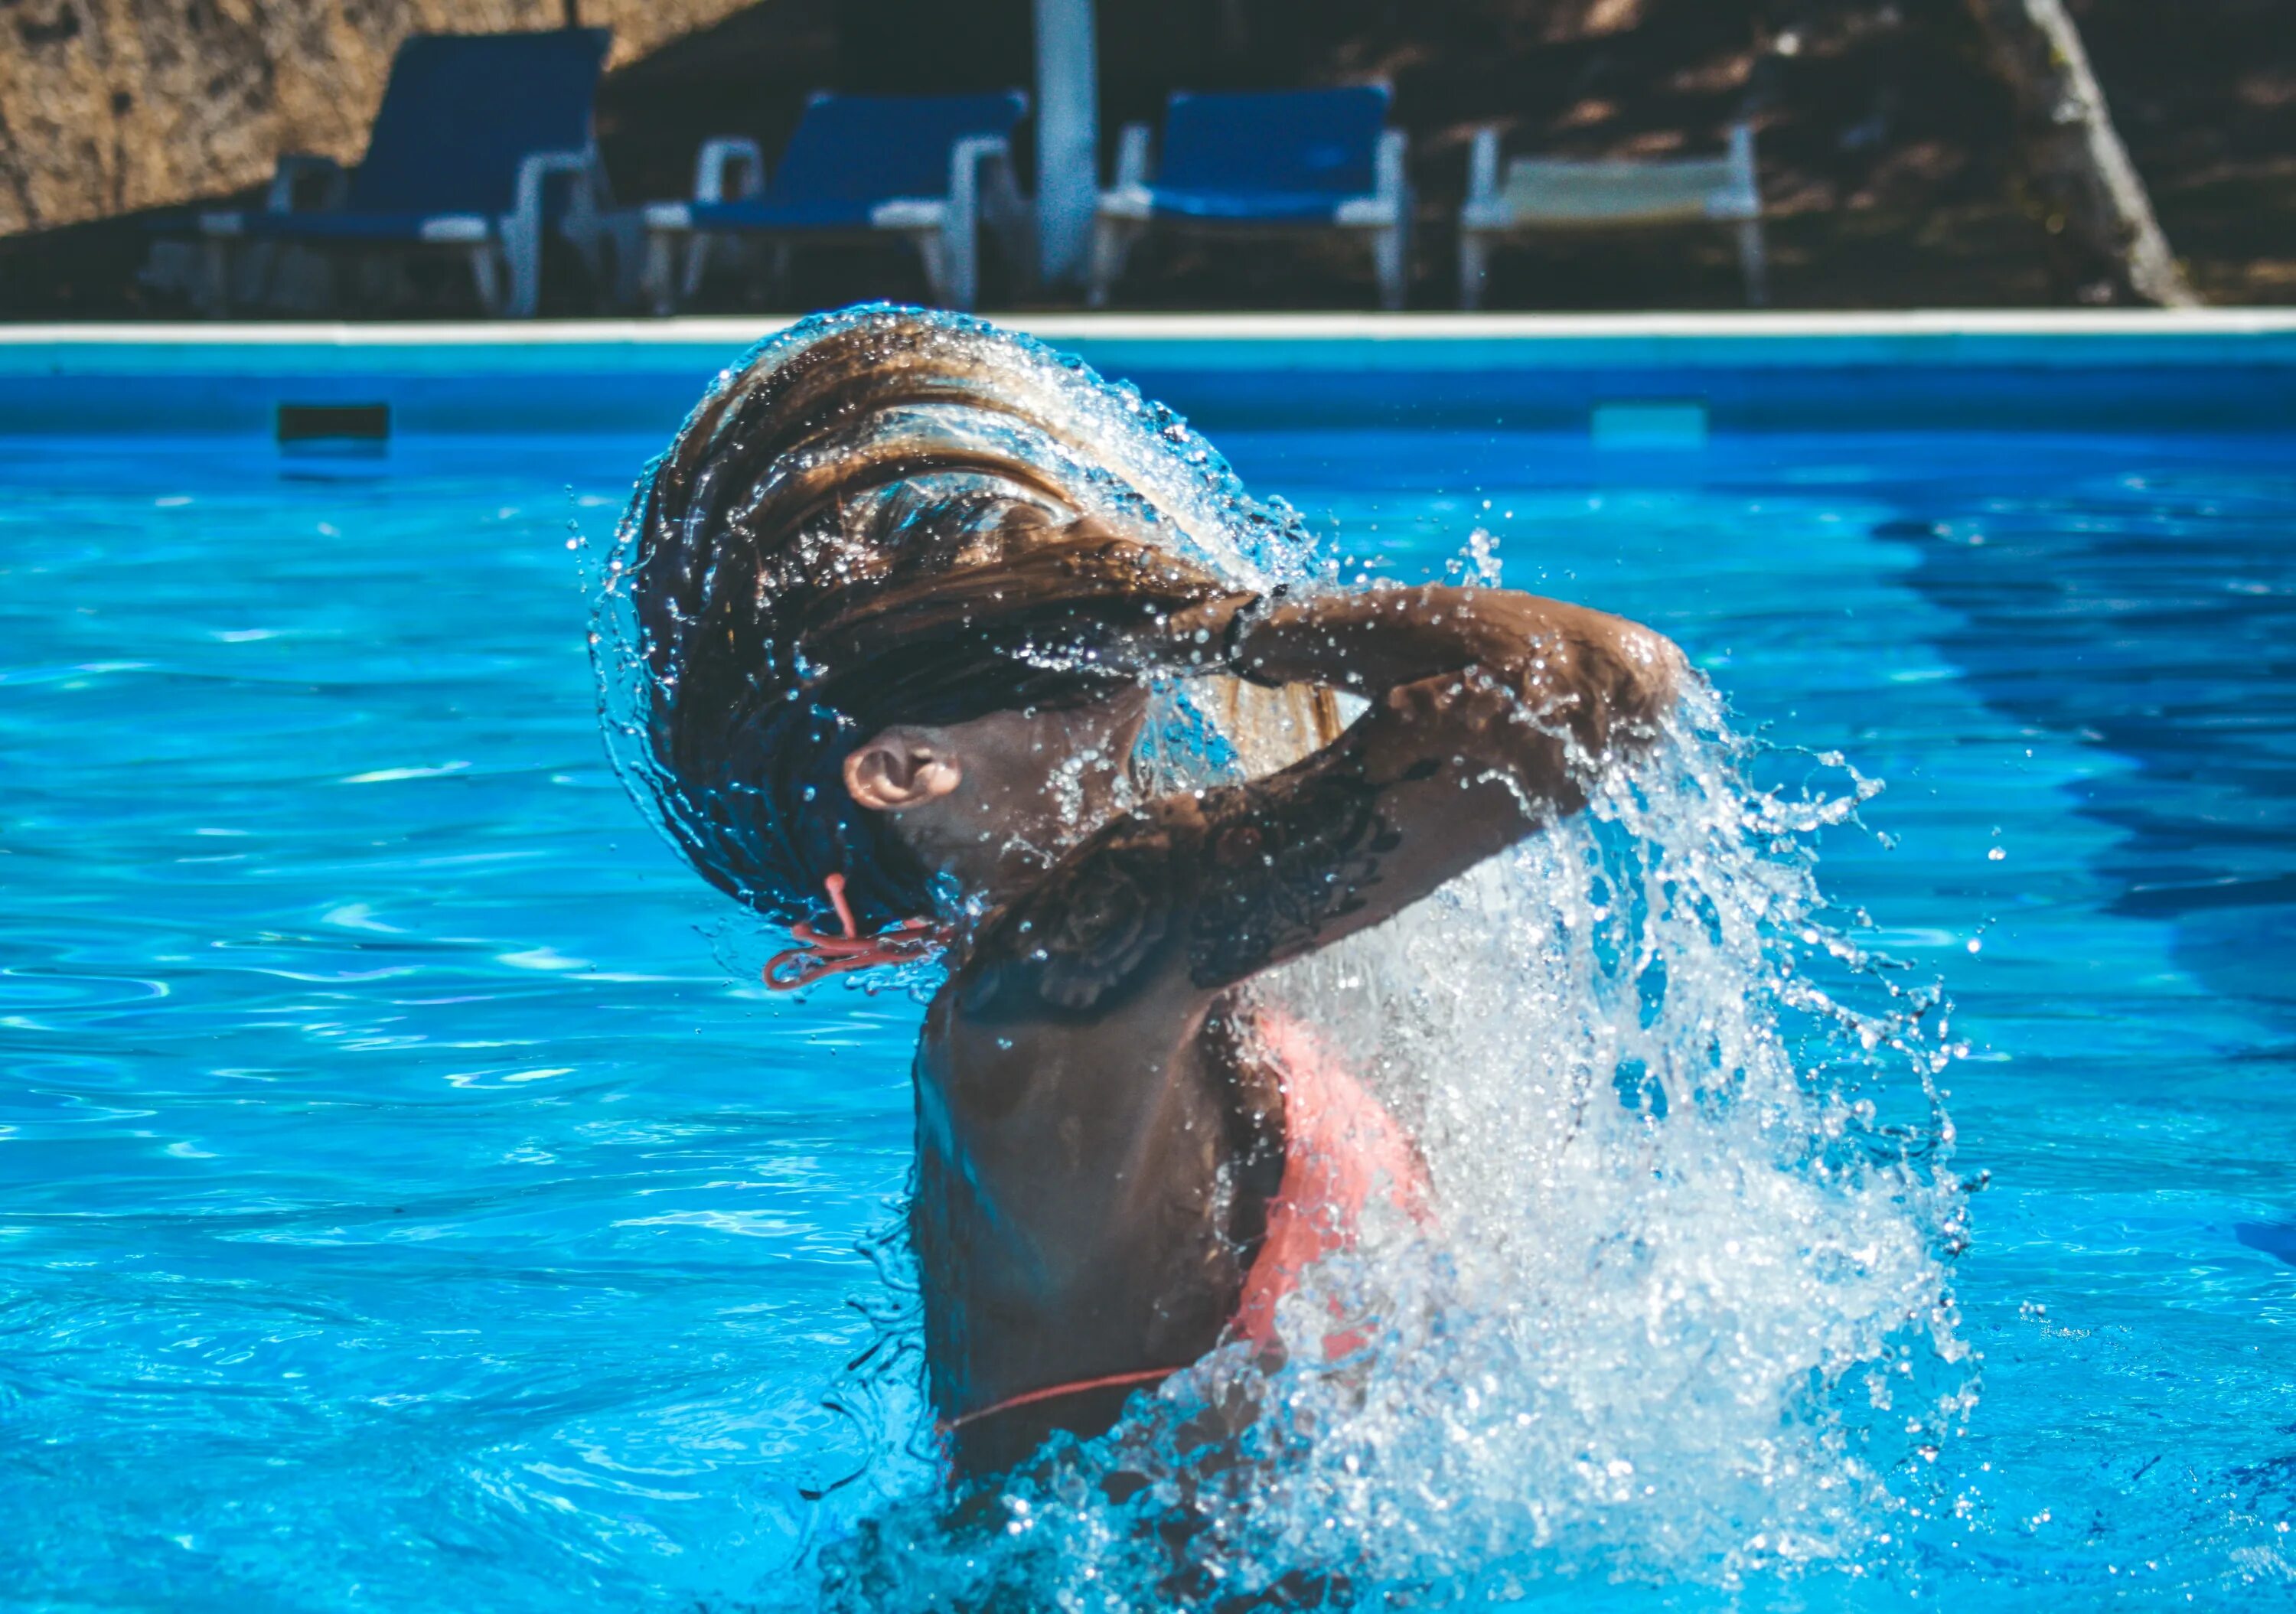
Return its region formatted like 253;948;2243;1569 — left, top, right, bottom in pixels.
937;1366;1182;1436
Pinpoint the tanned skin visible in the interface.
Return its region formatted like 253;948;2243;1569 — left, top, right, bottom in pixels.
843;586;1684;1473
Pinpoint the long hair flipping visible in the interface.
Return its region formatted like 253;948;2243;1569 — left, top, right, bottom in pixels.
609;305;1336;934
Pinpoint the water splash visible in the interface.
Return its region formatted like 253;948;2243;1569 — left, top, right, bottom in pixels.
801;689;1969;1609
585;304;1336;923
582;308;1972;1605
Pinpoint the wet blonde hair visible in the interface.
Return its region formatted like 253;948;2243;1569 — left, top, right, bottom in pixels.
623;306;1339;930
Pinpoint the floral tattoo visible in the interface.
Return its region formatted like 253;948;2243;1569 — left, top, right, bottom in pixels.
964;745;1402;1016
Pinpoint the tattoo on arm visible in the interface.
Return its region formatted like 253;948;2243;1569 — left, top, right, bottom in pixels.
1185;763;1401;990
961;741;1417;1017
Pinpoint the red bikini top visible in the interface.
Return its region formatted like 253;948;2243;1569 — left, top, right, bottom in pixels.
763;880;1431;1438
944;1009;1430;1436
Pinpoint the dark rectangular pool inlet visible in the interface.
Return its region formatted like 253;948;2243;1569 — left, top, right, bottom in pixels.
276;402;390;444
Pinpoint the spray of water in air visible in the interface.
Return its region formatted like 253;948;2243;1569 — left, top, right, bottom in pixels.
585;308;1974;1607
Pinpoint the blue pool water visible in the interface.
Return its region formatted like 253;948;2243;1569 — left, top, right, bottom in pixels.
3;343;2294;1608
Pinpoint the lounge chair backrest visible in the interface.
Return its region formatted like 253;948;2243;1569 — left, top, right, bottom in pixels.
767;93;1029;208
350;29;610;217
1157;86;1389;197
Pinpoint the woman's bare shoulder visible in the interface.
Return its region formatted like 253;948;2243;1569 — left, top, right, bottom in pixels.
948;796;1210;1023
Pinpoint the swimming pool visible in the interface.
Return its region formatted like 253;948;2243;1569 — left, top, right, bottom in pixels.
2;316;2292;1609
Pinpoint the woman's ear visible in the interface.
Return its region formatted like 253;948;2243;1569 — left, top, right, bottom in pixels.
843;728;963;813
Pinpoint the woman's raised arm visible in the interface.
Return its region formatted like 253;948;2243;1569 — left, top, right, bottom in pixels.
954;586;1684;1019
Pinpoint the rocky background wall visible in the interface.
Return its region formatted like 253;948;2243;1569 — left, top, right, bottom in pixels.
1;0;2289;312
0;1;753;236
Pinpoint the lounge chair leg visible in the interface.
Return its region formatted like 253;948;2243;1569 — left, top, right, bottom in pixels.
1374;221;1407;311
266;244;328;316
198;240;231;318
640;229;678;315
239;242;273;314
914;232;950;308
470;245;504;317
356;253;401;315
940;219;978;311
596;211;645;313
1085;221;1112;308
565;220;606;314
241;246;277;316
1086;217;1137;310
1737;219;1769;308
501;227;541;318
680;232;712;305
1459;231;1490;312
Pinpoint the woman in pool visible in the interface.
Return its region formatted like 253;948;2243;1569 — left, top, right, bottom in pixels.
617;308;1683;1477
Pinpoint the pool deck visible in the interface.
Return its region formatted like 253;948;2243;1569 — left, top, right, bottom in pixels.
3;310;2292;433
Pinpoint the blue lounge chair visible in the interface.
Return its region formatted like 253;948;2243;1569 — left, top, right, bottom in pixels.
183;29;613;318
1457;122;1767;308
639;92;1032;314
1088;86;1411;310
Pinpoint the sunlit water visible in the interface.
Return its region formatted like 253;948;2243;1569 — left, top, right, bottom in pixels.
4;399;2292;1609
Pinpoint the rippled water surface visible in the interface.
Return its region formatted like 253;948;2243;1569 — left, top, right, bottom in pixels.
3;408;2293;1609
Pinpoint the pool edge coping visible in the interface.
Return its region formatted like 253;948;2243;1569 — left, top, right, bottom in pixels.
5;308;2296;347
8;308;2289;432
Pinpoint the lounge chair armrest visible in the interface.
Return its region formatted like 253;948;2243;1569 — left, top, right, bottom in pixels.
1730;122;1760;193
1375;127;1408;207
1465;126;1501;206
500;148;598;319
947;133;1013;221
1113;122;1153;188
266;153;347;213
1712;122;1763;219
693;136;766;204
511;148;597;224
931;134;1024;310
958;132;1035;295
